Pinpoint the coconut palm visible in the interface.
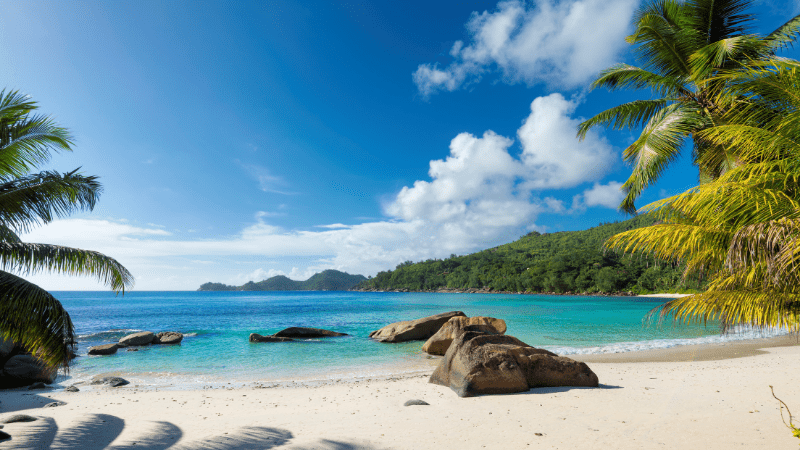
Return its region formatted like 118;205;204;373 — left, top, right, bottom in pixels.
0;90;133;372
577;0;800;214
605;59;800;331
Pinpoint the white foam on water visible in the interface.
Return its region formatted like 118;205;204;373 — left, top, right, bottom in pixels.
546;326;790;355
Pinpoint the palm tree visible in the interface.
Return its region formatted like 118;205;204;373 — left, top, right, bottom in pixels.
605;59;800;331
577;0;800;214
0;90;133;372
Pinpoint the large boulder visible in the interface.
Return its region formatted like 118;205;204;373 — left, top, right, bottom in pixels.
0;336;15;359
422;316;507;355
273;327;348;338
88;343;119;355
429;331;598;397
1;355;57;387
369;311;466;343
153;332;183;345
119;331;155;347
249;333;295;343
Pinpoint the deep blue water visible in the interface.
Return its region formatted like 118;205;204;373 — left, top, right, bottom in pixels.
56;291;781;387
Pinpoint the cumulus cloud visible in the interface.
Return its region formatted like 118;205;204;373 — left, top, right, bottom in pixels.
570;181;625;211
23;93;620;290
413;0;637;96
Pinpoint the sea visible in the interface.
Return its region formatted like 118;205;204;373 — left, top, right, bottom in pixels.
58;291;786;389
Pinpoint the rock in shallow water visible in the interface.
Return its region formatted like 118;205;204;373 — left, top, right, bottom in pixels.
154;331;183;345
119;331;155;347
249;333;295;343
370;311;466;343
90;376;130;387
430;330;598;397
88;343;119;355
273;327;348;338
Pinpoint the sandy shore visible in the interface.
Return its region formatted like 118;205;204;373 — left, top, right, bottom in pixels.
2;337;799;449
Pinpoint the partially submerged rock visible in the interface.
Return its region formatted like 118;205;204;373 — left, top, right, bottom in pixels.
119;331;155;347
91;376;130;387
422;316;507;355
249;333;295;343
369;311;466;343
88;343;119;355
273;327;348;338
430;330;598;397
153;331;183;345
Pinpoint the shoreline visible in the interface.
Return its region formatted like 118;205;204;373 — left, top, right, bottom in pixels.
1;338;798;449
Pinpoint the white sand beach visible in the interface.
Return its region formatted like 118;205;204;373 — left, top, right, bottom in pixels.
1;336;799;449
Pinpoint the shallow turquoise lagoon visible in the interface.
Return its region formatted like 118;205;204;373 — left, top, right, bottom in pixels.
57;291;781;387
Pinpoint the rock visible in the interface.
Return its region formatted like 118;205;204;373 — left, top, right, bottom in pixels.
422;316;507;355
90;376;130;387
65;386;79;392
1;355;56;386
429;330;598;397
273;327;348;338
2;414;37;423
249;334;295;343
0;430;8;441
126;348;139;352
403;399;429;406
118;331;155;347
27;382;47;390
88;343;119;355
369;311;467;343
43;401;66;408
153;331;183;345
0;336;15;359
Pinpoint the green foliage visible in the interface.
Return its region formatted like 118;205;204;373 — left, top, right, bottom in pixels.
356;215;705;294
199;269;367;292
0;90;133;372
579;0;800;213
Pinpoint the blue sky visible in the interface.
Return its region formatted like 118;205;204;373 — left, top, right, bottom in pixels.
1;0;798;290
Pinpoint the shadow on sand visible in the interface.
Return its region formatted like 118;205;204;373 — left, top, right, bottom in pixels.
0;413;389;450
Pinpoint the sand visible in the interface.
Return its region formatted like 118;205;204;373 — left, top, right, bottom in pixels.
1;338;799;449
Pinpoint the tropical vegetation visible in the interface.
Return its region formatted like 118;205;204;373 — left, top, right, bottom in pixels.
199;269;366;291
0;90;133;372
577;0;800;214
355;215;706;294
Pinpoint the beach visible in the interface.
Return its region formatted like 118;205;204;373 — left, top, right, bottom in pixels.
1;336;798;449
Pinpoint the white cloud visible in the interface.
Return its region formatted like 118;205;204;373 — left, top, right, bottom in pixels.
22;93;620;290
570;181;625;211
413;0;637;96
237;161;297;195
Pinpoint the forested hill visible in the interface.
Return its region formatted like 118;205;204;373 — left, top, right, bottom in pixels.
353;215;705;295
198;270;367;291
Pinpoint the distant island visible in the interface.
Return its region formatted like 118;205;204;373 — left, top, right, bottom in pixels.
198;269;367;291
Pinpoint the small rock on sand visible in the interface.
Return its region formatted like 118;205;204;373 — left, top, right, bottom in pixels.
65;386;79;392
43;401;66;408
2;415;37;424
0;430;9;441
404;399;430;406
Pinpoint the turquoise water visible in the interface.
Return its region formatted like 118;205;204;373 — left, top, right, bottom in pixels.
58;291;782;387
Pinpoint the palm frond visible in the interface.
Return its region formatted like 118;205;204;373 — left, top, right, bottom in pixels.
577;99;672;140
0;115;72;179
765;14;800;51
619;103;706;214
0;169;101;234
0;242;133;292
0;270;74;370
589;63;691;96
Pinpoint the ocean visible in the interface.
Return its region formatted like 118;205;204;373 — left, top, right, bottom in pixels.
59;291;785;389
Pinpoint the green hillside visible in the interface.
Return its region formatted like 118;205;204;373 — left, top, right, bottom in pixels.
354;215;705;295
198;269;367;291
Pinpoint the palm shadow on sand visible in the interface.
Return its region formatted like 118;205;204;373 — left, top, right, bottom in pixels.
0;413;389;450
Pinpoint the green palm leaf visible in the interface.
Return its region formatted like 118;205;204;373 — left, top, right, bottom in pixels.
0;243;133;292
0;270;75;370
